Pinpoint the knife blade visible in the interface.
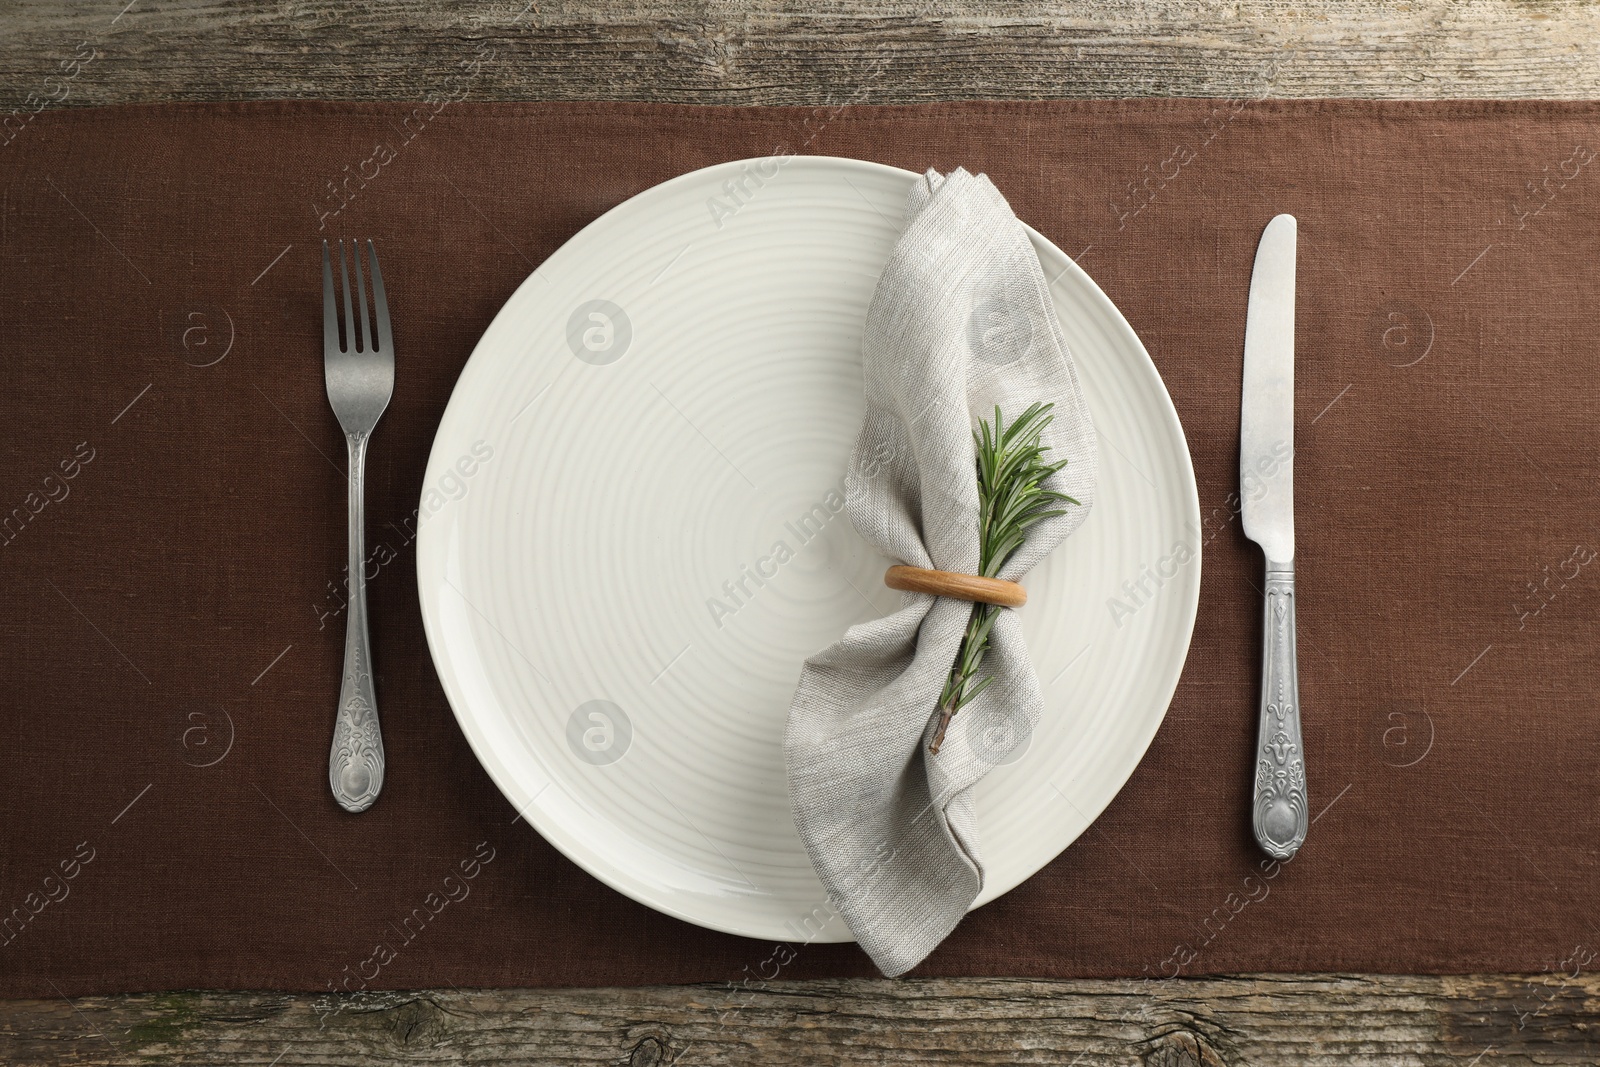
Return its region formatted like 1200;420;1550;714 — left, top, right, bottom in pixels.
1240;213;1306;861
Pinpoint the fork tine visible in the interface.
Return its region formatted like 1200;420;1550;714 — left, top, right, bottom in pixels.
352;238;372;354
366;240;391;353
322;239;338;350
337;238;358;353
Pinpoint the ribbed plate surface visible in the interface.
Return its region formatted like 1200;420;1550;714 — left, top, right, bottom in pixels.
417;157;1201;942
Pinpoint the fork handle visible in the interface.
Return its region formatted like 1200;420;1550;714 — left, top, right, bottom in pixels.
1251;559;1306;859
330;431;384;812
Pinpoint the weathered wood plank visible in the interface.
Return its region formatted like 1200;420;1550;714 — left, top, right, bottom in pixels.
1;0;1599;107
0;974;1594;1065
2;3;1596;1064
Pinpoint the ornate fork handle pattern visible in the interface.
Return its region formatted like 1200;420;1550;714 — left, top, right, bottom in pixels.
330;431;384;812
1251;560;1306;859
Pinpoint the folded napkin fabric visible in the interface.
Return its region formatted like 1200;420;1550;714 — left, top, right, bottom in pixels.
784;168;1099;976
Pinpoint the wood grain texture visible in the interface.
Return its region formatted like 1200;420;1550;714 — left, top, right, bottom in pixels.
1;0;1599;107
4;1;1598;1062
885;566;1029;607
0;974;1596;1065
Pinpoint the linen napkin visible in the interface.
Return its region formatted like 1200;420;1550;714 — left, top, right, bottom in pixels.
784;167;1099;976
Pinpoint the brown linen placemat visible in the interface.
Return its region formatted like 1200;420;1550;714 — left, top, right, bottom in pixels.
2;99;1598;997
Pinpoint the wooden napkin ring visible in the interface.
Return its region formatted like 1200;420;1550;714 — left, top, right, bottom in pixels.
883;565;1027;608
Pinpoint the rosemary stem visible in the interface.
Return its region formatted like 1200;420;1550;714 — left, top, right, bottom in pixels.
929;604;990;754
925;403;1074;758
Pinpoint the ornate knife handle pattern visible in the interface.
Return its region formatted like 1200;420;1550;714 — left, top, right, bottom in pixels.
1252;560;1306;859
330;432;384;813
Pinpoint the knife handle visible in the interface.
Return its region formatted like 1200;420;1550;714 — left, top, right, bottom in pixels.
1252;559;1307;859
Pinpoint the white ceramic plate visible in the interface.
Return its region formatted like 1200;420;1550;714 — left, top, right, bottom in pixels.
417;156;1200;943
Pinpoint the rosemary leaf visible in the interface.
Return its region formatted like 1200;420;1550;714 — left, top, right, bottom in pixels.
928;402;1075;756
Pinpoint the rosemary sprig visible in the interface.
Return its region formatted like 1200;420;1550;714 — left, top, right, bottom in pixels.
927;402;1076;756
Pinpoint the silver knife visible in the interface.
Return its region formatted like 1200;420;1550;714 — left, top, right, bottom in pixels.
1241;213;1306;860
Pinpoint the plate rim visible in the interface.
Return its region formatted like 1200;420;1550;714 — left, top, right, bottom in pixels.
416;153;1202;941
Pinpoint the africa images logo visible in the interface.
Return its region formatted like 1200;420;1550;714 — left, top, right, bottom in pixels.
567;700;632;766
567;300;631;366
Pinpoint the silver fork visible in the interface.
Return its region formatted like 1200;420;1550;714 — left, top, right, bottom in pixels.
322;239;394;813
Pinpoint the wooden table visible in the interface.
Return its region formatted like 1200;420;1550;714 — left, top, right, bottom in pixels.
3;2;1597;1063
